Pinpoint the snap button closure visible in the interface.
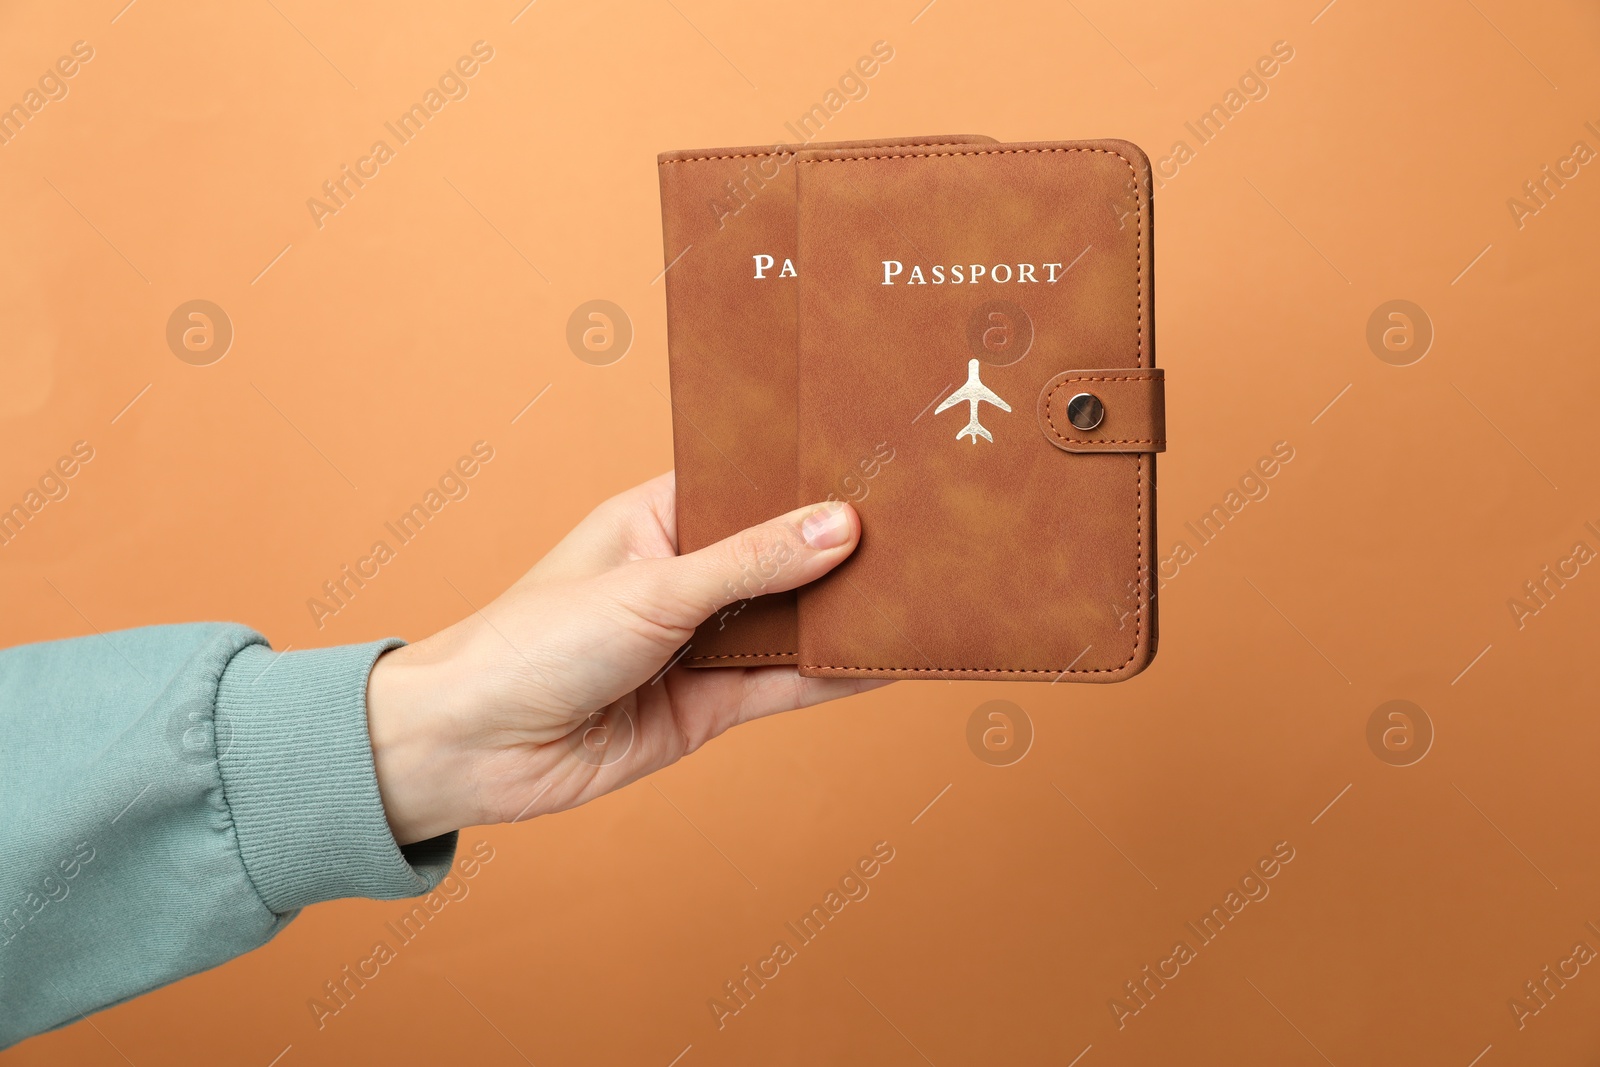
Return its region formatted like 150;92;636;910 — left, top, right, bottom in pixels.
1036;369;1165;454
1066;392;1104;431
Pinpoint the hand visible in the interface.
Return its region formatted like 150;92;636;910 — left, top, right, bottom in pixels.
365;472;884;845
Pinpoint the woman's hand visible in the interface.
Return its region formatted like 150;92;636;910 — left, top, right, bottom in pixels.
365;472;882;845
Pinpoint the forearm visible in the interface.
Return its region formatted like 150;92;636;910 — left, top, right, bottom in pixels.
0;624;456;1049
366;635;490;846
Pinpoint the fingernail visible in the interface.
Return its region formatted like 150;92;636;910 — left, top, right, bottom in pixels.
801;502;851;549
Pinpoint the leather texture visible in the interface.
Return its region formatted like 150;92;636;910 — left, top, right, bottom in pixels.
792;139;1159;682
657;135;994;666
1037;368;1166;453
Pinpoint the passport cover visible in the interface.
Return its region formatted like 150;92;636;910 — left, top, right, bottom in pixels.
657;134;992;667
793;139;1162;682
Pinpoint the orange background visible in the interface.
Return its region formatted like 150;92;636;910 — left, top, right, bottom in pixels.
3;0;1599;1063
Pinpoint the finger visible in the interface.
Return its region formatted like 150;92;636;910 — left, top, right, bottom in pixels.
652;665;890;761
735;667;891;725
526;471;678;584
629;500;861;631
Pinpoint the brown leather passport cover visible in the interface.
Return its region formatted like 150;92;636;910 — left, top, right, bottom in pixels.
793;140;1161;682
657;134;992;667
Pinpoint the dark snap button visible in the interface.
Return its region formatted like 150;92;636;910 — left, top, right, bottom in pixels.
1066;392;1104;431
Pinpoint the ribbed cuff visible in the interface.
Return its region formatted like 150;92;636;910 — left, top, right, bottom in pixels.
215;639;458;914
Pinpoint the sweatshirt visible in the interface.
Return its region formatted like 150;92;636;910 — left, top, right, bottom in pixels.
0;623;457;1047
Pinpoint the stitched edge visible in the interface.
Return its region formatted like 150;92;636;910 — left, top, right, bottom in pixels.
659;139;982;165
797;144;1151;676
798;146;1134;165
1053;375;1163;381
803;664;1094;675
1042;376;1164;446
686;651;797;661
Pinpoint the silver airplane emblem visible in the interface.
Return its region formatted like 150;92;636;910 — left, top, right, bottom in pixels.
935;359;1011;443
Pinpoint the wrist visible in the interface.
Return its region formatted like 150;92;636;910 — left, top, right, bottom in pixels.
366;640;484;845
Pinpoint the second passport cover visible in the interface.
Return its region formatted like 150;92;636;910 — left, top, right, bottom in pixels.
657;135;991;667
794;140;1161;682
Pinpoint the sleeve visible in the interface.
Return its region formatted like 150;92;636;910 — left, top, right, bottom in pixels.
0;623;458;1049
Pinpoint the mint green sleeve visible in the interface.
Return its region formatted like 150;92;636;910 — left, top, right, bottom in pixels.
0;623;458;1048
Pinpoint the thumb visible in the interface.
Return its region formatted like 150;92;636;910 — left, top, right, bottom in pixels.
642;500;861;630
